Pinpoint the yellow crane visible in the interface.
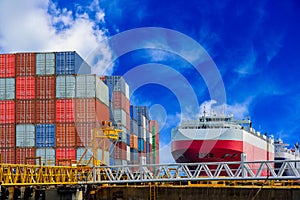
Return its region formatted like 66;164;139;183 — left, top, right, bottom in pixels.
77;121;122;167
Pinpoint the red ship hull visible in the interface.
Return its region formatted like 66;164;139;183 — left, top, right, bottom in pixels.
172;140;274;176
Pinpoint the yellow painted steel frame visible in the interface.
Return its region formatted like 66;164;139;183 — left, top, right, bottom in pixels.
0;163;94;186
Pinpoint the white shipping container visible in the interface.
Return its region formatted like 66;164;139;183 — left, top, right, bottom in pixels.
56;75;76;98
76;75;96;98
16;124;35;147
148;131;153;145
127;145;130;161
96;78;109;107
36;53;55;75
0;78;15;100
125;82;130;100
142;116;146;128
113;109;127;127
36;148;56;166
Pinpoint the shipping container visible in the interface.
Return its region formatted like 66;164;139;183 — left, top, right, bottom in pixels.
76;148;110;165
0;78;15;99
75;98;109;123
130;134;138;149
103;76;127;95
0;54;15;78
130;105;149;122
126;133;130;146
56;123;76;147
56;75;76;98
112;108;127;127
138;138;145;152
130;119;138;136
55;51;91;75
36;148;56;166
146;142;151;153
127;145;130;161
36;100;55;123
16;53;36;76
35;124;56;147
16;148;36;164
113;142;127;160
113;91;130;114
36;53;55;75
0;148;15;164
16;124;35;147
96;78;109;106
76;122;95;147
36;76;56;99
0;100;15;123
125;83;130;100
16;76;35;99
56;99;75;122
56;148;76;164
138;126;146;140
109;157;114;166
16;100;35;123
130;148;139;163
0;124;16;148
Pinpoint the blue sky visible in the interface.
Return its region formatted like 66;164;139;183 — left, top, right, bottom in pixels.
0;0;299;163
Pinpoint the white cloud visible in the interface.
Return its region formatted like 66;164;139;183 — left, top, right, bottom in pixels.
198;99;251;119
0;0;114;75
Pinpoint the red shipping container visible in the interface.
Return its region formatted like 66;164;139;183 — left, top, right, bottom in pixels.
0;100;15;123
16;76;35;99
56;123;76;147
113;142;127;160
75;99;109;123
16;100;35;123
36;76;56;99
96;100;110;123
76;122;96;147
0;148;16;164
36;100;55;123
56;99;75;122
56;148;76;164
16;53;36;76
16;148;36;165
0;124;16;148
113;91;130;114
0;54;15;78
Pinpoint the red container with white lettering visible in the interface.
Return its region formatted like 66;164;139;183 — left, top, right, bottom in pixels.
56;123;76;147
36;76;56;99
56;99;75;123
0;124;16;148
16;100;35;123
0;100;15;123
16;148;36;165
0;54;15;78
16;53;36;76
16;76;35;99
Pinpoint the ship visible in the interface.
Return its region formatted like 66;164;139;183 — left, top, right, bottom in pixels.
274;139;300;176
171;112;274;175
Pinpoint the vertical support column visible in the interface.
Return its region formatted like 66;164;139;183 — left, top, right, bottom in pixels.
241;153;247;178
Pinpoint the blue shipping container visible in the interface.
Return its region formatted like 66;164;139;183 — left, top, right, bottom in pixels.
55;51;91;75
36;124;56;147
126;133;130;146
146;142;151;153
138;138;145;152
130;148;138;162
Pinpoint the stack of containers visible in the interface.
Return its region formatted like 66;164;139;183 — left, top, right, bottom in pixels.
15;53;36;165
101;76;130;166
130;116;139;165
0;54;16;164
149;120;160;164
36;53;56;165
130;105;150;164
75;74;110;165
55;52;82;165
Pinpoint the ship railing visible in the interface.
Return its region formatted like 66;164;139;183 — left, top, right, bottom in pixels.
78;159;300;184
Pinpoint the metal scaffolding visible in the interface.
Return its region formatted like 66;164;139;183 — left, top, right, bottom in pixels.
0;159;299;186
